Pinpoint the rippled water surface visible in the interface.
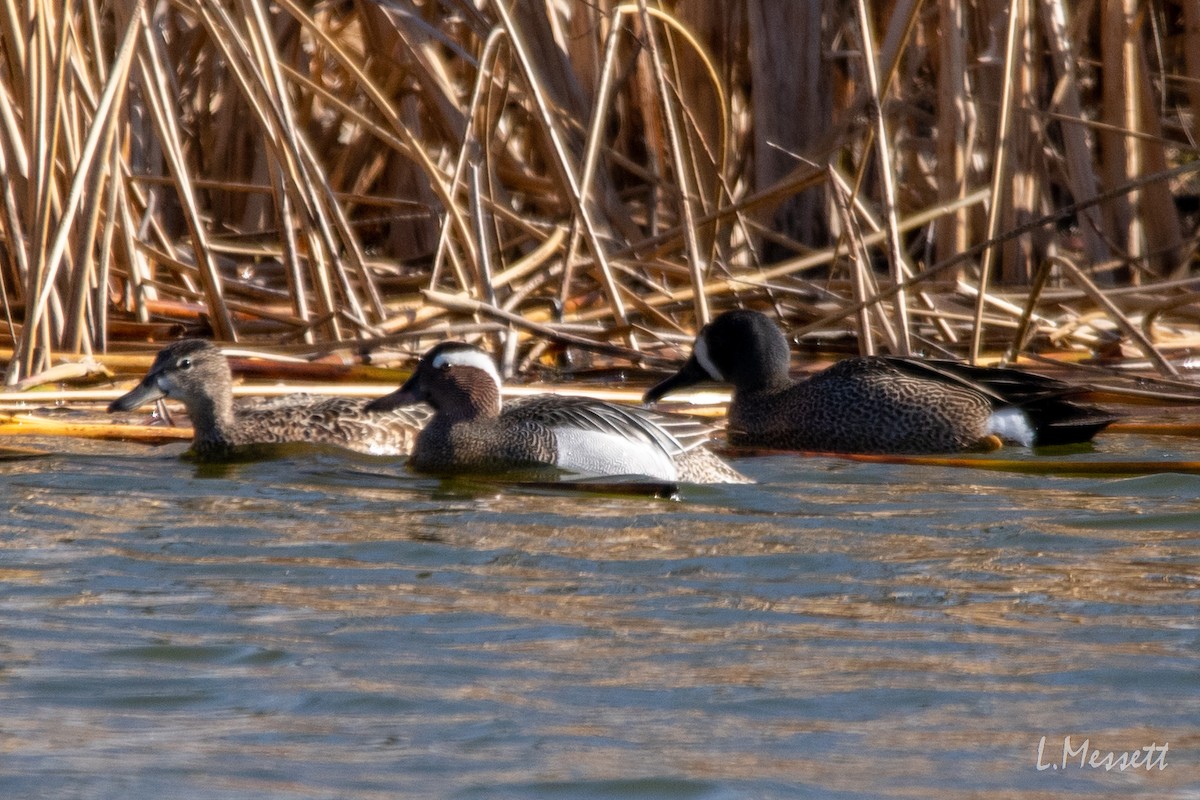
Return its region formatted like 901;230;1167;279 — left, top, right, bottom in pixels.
2;431;1198;799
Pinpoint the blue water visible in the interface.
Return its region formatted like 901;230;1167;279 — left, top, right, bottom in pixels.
1;433;1198;798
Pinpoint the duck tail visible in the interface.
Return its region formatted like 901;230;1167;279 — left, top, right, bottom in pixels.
1020;397;1121;446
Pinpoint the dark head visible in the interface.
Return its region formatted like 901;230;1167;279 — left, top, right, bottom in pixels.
108;339;233;415
366;342;502;421
643;309;793;403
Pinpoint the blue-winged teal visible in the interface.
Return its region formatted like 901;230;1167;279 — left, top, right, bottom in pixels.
643;309;1117;454
365;341;751;483
108;339;431;459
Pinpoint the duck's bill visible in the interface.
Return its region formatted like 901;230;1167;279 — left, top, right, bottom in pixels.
108;379;165;413
642;356;710;404
365;377;422;412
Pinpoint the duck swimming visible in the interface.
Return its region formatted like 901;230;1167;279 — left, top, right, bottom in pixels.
365;341;751;483
643;309;1117;454
108;339;431;459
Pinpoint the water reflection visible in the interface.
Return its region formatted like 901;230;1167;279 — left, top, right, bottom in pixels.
0;435;1196;798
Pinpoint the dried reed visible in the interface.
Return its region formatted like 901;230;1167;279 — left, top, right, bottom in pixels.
0;0;1195;396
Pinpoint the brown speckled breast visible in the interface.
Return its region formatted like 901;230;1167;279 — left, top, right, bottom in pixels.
408;415;560;475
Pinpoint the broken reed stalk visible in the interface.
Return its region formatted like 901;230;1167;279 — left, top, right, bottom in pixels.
1051;255;1179;376
562;12;621;321
637;0;709;326
431;27;505;296
137;2;236;343
852;0;910;354
1038;0;1110;268
831;177;875;356
33;4;141;354
205;0;366;337
420;288;667;366
794;160;1200;347
1002;256;1055;364
490;0;633;344
935;0;969;272
970;0;1024;366
276;0;477;266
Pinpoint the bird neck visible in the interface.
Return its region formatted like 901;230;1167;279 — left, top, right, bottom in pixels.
188;391;238;445
438;377;502;423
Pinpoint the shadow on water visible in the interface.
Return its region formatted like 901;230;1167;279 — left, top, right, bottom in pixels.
0;433;1197;798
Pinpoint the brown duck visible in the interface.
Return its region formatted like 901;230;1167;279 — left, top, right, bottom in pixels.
109;339;431;459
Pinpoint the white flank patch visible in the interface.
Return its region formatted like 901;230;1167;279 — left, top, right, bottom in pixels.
693;336;724;381
987;407;1035;447
431;347;502;388
552;428;678;481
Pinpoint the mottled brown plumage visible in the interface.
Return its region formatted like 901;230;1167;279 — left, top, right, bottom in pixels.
108;339;431;459
644;310;1117;454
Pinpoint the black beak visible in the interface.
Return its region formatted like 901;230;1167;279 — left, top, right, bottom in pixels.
642;355;712;404
108;375;166;413
365;372;423;412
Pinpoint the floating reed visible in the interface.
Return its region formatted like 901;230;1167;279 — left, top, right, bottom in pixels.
782;450;1200;478
0;412;192;444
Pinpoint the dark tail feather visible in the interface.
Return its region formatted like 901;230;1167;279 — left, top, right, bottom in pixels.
1024;398;1121;446
884;357;1117;445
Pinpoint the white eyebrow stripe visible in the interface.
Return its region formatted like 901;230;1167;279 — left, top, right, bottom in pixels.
693;336;723;381
431;348;503;387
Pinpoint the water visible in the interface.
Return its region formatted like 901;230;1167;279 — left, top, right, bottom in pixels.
1;432;1198;798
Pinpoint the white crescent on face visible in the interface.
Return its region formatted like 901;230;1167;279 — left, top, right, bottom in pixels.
430;347;503;388
693;336;724;381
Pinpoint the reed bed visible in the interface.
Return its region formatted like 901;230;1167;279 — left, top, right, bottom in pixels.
0;0;1198;397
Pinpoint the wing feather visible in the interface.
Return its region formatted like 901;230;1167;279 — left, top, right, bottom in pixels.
503;395;717;457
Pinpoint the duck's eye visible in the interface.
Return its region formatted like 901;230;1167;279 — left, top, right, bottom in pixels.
178;357;192;370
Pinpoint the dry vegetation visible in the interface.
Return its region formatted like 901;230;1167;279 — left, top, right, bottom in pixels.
0;0;1198;392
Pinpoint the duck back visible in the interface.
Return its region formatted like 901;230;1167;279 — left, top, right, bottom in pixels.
730;358;993;454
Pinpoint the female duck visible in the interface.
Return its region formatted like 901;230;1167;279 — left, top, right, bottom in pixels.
365;341;750;483
643;309;1116;454
109;339;430;459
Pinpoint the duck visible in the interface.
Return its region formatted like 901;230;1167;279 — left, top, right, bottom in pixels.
642;309;1117;454
108;339;431;459
364;341;752;484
